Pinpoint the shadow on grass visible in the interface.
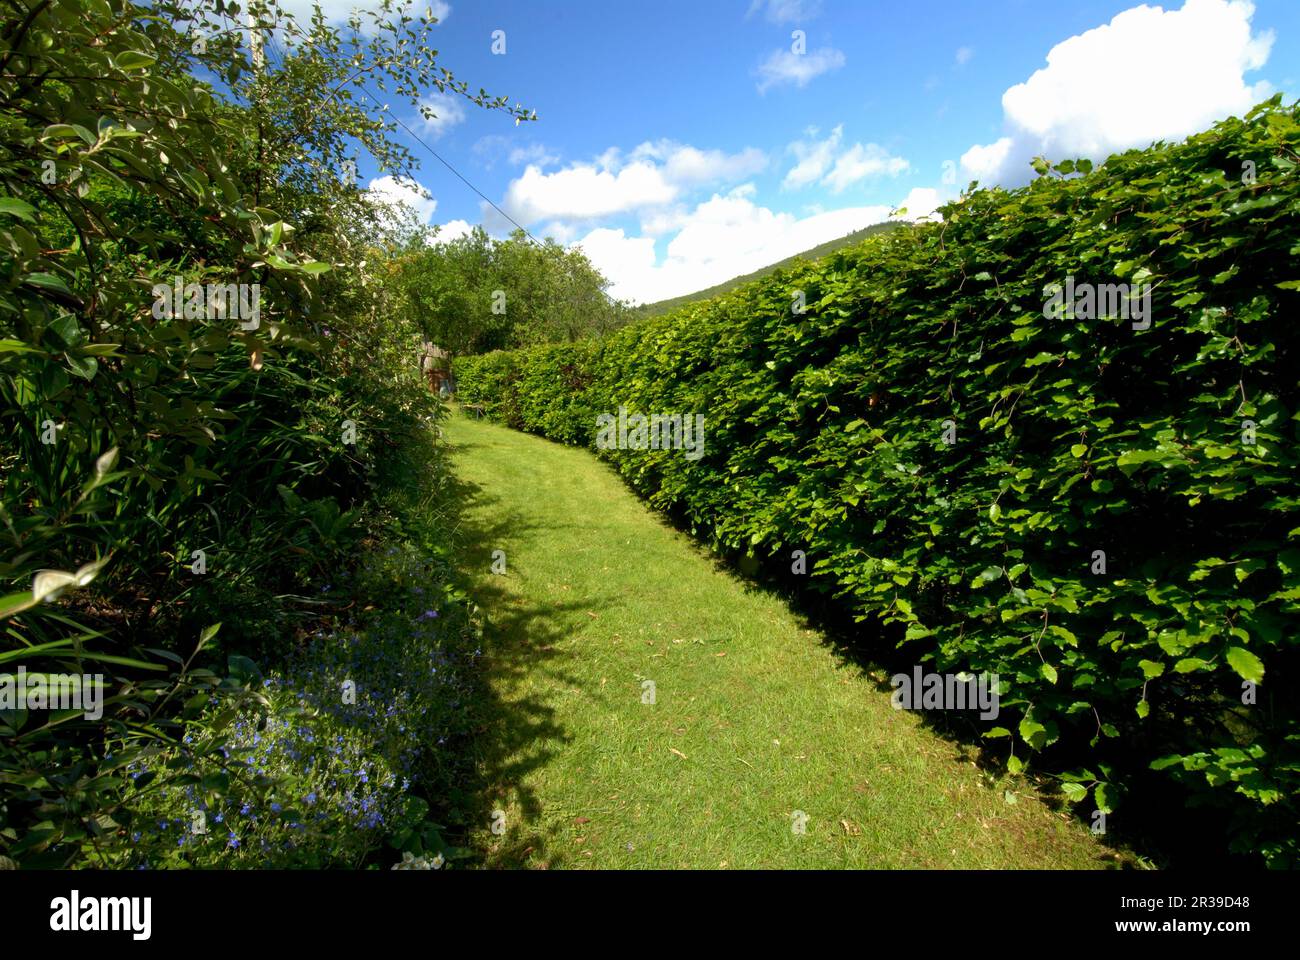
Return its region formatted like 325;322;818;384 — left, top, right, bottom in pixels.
436;435;614;869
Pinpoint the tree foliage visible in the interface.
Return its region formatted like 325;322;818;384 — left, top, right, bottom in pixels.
394;227;633;357
0;0;521;866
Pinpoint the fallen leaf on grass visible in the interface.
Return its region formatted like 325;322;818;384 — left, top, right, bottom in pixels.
669;747;688;760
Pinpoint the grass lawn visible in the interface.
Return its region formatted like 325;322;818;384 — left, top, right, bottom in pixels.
442;410;1125;869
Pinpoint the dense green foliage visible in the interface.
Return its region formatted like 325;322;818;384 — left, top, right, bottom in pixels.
458;99;1300;866
394;227;633;358
0;0;517;867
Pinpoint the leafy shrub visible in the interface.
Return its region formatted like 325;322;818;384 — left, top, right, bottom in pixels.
0;0;505;867
457;98;1300;866
114;534;484;869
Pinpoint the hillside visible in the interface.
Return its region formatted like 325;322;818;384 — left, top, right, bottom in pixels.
632;220;904;317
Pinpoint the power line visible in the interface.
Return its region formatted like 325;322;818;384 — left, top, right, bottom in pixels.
358;81;543;246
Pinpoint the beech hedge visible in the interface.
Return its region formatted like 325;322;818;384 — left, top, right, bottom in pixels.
457;98;1300;866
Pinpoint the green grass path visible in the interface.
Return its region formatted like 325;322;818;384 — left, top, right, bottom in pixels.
444;411;1116;869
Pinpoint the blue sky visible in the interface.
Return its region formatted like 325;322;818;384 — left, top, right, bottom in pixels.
282;0;1299;303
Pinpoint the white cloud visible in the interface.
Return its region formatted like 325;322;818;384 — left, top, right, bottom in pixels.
824;142;910;192
629;140;769;185
746;0;822;23
961;0;1274;185
503;162;676;223
955;46;974;66
419;90;466;138
472;137;559;170
501;141;768;225
959;137;1014;183
783;125;908;192
783;124;843;188
756;46;845;93
639;205;693;237
432;218;473;244
894;187;944;222
536;221;580;244
574;186;896;304
509;143;561;168
365;175;437;225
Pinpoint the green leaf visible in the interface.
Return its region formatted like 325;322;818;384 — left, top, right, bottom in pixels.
1138;659;1164;679
0;197;36;222
1224;647;1264;684
1019;716;1048;750
25;272;75;298
113;51;156;71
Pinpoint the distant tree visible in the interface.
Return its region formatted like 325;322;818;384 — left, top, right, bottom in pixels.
394;227;632;356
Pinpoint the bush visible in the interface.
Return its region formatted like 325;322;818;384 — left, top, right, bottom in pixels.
456;98;1300;866
0;0;482;867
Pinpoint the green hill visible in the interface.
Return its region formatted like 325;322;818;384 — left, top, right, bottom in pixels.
632;220;904;317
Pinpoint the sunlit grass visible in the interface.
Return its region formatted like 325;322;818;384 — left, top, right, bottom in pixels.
444;412;1121;869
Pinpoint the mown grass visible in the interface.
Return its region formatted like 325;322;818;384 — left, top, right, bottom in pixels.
444;411;1126;869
